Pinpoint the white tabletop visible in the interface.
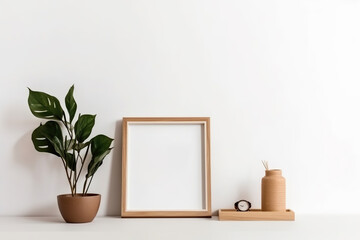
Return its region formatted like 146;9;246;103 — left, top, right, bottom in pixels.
0;215;359;240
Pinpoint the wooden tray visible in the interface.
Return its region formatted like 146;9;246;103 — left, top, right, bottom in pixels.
218;209;295;221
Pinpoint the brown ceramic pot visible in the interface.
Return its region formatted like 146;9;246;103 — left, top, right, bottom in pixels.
57;193;101;223
261;169;286;211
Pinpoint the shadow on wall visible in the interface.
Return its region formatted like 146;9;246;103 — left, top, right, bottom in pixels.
14;129;61;216
106;120;122;216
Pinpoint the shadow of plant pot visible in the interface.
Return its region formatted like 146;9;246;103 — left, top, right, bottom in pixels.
57;194;101;223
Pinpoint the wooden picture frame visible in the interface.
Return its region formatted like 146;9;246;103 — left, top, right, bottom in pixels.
121;117;211;217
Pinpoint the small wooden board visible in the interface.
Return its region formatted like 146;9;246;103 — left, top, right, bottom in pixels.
218;209;295;221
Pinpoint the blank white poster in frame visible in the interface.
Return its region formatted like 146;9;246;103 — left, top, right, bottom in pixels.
121;117;211;217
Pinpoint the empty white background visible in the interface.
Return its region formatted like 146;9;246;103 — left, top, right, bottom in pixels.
0;0;359;216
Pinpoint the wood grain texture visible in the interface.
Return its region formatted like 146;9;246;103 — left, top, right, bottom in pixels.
121;117;211;218
218;209;295;221
122;211;212;218
121;118;128;216
122;117;210;122
261;169;286;211
205;118;211;216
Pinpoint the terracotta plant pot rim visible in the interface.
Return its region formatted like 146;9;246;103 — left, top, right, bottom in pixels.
58;193;100;198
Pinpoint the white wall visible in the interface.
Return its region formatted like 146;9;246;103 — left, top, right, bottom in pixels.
1;0;360;216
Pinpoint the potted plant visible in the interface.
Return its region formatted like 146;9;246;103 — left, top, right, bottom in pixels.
27;85;113;223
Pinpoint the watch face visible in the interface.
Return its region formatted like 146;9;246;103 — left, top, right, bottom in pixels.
237;200;250;211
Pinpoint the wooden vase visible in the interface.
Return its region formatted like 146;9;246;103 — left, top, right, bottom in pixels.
261;169;286;211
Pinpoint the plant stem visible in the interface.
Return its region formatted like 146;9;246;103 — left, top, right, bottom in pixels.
60;115;76;195
60;157;74;195
84;175;94;194
75;145;90;184
82;177;88;195
73;148;78;194
62;113;73;138
67;140;73;183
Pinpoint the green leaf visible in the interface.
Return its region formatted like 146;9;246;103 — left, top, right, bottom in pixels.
66;139;89;152
28;88;64;120
38;121;64;158
76;141;90;151
31;124;60;157
64;152;76;171
65;85;77;123
74;114;96;143
86;161;103;178
31;121;64;157
86;148;112;178
91;134;113;156
65;139;75;151
86;135;113;178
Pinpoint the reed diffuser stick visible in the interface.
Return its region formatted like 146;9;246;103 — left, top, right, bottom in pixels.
262;160;269;170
